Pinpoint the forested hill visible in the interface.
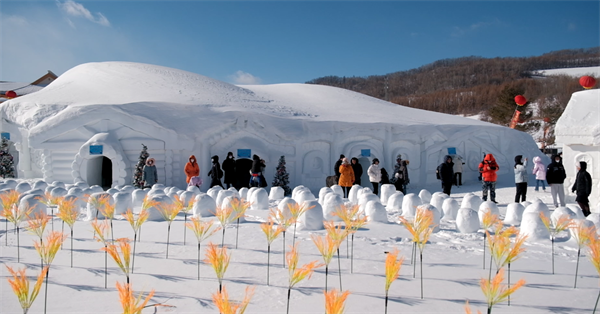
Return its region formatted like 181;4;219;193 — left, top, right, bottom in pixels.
306;47;600;117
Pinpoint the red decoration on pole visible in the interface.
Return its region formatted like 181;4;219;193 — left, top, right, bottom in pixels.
543;117;551;123
579;76;596;89
514;95;527;106
5;91;17;98
509;110;521;129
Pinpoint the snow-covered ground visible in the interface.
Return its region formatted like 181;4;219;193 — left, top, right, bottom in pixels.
535;66;600;77
1;178;598;314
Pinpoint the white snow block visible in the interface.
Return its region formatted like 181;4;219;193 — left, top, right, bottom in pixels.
331;185;344;198
15;182;31;194
269;186;285;201
250;188;269;210
461;193;482;212
401;193;422;218
180;190;199;207
50;187;68;198
365;200;388;223
417;204;441;232
456;207;480;233
106;188;119;195
567;204;586;220
88;185;104;194
418;189;432;204
520;201;532;209
63;194;85;215
145;194;173;221
348;185;362;204
380;184;397;206
478;201;500;226
520;212;550;242
222;196;246;223
20;189;44;203
147;188;165;197
322;193;344;221
51;181;65;189
523;200;550;218
295;190;316;207
569;219;596;243
216;190;237;208
277;197;297;221
551;207;577;226
586;213;600;234
441;198;460;221
298;200;324;230
430;193;448;219
186;186;200;194
86;192;114;220
238;187;249;200
120;185;136;194
152;184;165;190
386;192;404;213
292;186;308;200
503;203;525;226
32;180;48;191
358;193;380;215
318;187;333;205
207;186;223;201
132;189;148;211
19;194;47;217
67;187;84;197
113;192;132;216
167;191;179;203
193;193;216;217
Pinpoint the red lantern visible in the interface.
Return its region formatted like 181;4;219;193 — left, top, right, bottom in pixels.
579;76;596;89
514;95;527;106
543;117;550;123
5;90;17;98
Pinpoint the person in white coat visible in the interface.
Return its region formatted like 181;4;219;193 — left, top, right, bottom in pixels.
453;155;464;186
514;155;528;203
368;158;382;195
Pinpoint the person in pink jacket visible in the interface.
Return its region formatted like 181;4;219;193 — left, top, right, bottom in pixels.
532;156;547;191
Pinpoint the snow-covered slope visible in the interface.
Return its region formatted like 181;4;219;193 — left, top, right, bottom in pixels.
536;66;600;77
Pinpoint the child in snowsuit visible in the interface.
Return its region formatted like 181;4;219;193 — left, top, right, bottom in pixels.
532;156;546;191
514;155;528;203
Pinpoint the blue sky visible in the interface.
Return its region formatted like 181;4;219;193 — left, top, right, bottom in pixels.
1;1;599;84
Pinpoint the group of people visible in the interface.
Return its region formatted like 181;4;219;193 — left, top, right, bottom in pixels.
184;153;268;189
333;154;409;198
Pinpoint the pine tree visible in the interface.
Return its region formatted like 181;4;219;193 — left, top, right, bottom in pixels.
0;136;15;178
132;144;149;188
486;84;537;133
272;156;291;196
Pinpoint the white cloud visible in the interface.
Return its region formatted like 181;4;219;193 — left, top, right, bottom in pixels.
451;18;501;37
229;71;262;85
56;0;110;26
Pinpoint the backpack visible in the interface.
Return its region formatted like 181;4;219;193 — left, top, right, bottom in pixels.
436;164;442;180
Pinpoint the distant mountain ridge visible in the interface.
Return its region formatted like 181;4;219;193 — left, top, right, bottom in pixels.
306;47;600;116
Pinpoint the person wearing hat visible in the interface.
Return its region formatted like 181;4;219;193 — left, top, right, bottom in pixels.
334;154;345;184
367;158;382;195
338;157;355;198
142;157;158;188
572;161;592;217
392;155;409;194
514;155;528;203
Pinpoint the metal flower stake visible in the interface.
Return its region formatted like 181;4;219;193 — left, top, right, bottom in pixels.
5;200;34;263
91;218;111;288
138;196;159;242
324;220;348;290
98;197;116;243
539;212;572;274
229;197;251;249
285;244;323;314
157;202;180;259
398;207;435;299
312;234;338;292
173;195;195;245
570;221;595;288
102;238;133;285
55;198;79;267
213;205;243;248
116;281;156;314
26;212;51;268
260;218;284;285
270;208;293;267
1;190;21;246
384;248;404;314
204;242;231;292
186;217;221;280
481;210;500;270
122;208;149;273
37;192;59;232
33;231;67;314
287;202;315;246
5;265;49;314
324;289;350;314
334;204;368;273
480;268;525;314
587;234;600;313
212;285;255;314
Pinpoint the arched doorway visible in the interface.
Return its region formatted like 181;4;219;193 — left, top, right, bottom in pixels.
87;156;113;190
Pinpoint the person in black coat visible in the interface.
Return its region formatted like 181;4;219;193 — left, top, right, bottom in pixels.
546;154;567;207
380;168;391;185
351;157;363;186
438;155;454;195
334;154;345;184
572;161;592;217
207;155;224;188
222;152;236;188
250;154;264;187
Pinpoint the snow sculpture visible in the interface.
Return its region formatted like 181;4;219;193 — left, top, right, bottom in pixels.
51;181;65;189
152;183;166;190
417;204;441;232
331;185;343;198
380;184;397;206
86;192;114;220
250;188;269;210
455;207;480;233
238;187;249;200
222;196;246;223
478;201;500;226
295;190;316;207
15;182;31;194
348;185;362;204
74;181;88;189
365;200;388;223
132;189;148;212
277;197;297;221
166;190;179;202
292;186;308;200
106;188;119;195
401;193;422;218
32;180;48;191
520;201;532;209
523;200;550;218
461;193;482;212
180;190;199;206
567;204;586;219
50;187;68;198
147;188;165;197
146;194;173;221
207;186;223;201
67;187;83;198
89;185;104;194
569;219;596;243
269;186;285;201
19;194;47;217
298;200;324;230
430;192;448;219
503;203;525;226
323;193;344;221
551;207;577;226
386;192;404;213
418;189;432;204
441;198;460;221
520;212;550;242
113;192;132;216
246;187;258;203
186;186;200;194
586;213;600;233
358;193;379;215
120;185;136;194
318;187;333;205
216;189;237;208
193;193;216;217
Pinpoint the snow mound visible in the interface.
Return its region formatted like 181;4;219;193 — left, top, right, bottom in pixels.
379;184;397;206
456;207;480;233
402;193;422;218
323;193;344;221
551;207;577;225
386;192;404;213
418;189;432;204
461;194;482;212
520;212;550;242
504;203;526;226
269;186;285;201
365;200;388;223
441;198;460;221
298;200;324;230
193;193;216;217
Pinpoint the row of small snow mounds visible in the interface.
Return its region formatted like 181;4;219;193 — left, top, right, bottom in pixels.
3;178;599;245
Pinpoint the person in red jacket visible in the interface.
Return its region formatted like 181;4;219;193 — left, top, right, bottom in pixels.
184;155;200;184
479;153;500;203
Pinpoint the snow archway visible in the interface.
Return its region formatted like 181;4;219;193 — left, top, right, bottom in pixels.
72;133;129;188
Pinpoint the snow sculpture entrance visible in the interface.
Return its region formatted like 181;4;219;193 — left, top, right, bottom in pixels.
72;133;129;188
